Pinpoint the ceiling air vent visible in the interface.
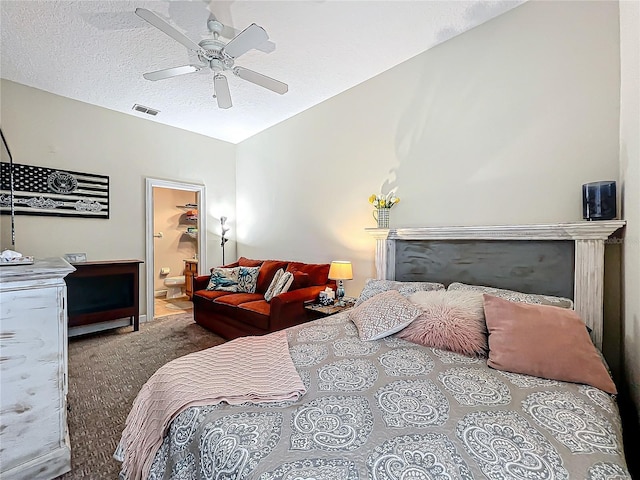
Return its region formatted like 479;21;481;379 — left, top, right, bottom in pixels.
132;104;160;116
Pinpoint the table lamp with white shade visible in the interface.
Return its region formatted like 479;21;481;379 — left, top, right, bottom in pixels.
328;261;353;306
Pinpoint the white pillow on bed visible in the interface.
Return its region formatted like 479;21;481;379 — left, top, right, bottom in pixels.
355;279;445;307
349;290;423;341
447;282;574;309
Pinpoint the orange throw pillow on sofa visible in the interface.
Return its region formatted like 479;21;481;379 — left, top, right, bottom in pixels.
483;294;616;394
256;260;289;293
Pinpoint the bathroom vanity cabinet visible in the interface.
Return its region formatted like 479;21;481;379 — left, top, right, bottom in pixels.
184;258;198;299
65;259;143;336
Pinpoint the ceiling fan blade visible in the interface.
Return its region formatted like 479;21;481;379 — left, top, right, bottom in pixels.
143;65;202;81
257;41;276;54
207;14;275;53
219;23;240;40
233;66;288;95
222;26;276;53
135;8;203;54
214;74;232;109
223;23;268;59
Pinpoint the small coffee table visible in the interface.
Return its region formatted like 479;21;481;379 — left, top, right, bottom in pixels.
304;297;356;319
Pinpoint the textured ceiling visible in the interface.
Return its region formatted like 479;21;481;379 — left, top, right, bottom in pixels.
1;0;525;144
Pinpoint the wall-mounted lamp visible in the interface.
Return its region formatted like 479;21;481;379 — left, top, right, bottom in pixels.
328;260;353;306
220;216;230;265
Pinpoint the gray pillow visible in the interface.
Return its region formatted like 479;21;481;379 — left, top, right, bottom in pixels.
349;290;423;341
355;279;445;307
447;282;574;309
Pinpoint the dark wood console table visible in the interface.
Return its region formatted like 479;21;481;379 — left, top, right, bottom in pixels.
65;259;143;335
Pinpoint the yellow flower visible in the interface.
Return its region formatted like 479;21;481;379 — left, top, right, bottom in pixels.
369;192;400;209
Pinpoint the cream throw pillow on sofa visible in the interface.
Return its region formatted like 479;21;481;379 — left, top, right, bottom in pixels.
264;270;294;302
264;269;284;302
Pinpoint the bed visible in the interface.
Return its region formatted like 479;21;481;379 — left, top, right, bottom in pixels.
117;221;631;480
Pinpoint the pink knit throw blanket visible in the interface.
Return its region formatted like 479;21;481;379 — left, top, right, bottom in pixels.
118;331;306;480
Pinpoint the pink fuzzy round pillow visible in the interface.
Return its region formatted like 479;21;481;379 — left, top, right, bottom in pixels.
397;290;487;357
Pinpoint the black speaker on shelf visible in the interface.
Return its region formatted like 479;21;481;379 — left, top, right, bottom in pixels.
582;181;616;221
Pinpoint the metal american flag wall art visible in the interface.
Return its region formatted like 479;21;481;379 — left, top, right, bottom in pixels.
0;162;109;219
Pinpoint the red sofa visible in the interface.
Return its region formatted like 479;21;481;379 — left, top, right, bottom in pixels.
192;257;336;339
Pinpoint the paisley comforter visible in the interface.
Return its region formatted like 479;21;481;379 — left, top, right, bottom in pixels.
140;311;631;480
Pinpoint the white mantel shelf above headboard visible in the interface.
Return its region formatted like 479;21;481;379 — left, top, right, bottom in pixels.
366;220;626;350
366;220;626;241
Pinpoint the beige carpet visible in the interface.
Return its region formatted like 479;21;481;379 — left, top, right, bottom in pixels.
57;313;225;479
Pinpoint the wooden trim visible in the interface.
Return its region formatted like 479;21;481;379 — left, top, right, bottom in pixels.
574;239;606;348
145;178;206;321
367;220;626;241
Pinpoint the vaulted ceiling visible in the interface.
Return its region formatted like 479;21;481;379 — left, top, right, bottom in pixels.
1;1;525;143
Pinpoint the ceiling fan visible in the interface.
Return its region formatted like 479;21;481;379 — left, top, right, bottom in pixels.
134;8;288;109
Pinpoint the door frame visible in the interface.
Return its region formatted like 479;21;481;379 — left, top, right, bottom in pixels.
145;178;207;321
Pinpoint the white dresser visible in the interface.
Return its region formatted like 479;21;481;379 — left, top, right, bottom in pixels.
0;257;75;479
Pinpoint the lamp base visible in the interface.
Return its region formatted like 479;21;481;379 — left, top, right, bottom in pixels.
336;280;345;306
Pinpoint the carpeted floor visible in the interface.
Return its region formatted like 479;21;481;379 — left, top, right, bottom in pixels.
57;313;225;479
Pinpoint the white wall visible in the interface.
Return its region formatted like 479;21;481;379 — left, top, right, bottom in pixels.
236;0;621;297
619;0;640;419
0;80;237;316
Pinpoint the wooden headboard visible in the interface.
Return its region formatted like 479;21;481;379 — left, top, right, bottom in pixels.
367;221;625;350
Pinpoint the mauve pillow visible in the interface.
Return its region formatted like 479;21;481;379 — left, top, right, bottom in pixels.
483;294;616;394
397;290;487;357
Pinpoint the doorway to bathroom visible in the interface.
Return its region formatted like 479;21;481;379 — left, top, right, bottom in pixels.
145;178;206;321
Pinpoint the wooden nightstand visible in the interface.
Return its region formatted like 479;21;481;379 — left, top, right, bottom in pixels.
184;259;198;300
304;297;356;319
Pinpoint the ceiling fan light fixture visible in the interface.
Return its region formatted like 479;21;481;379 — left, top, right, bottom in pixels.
209;58;225;72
